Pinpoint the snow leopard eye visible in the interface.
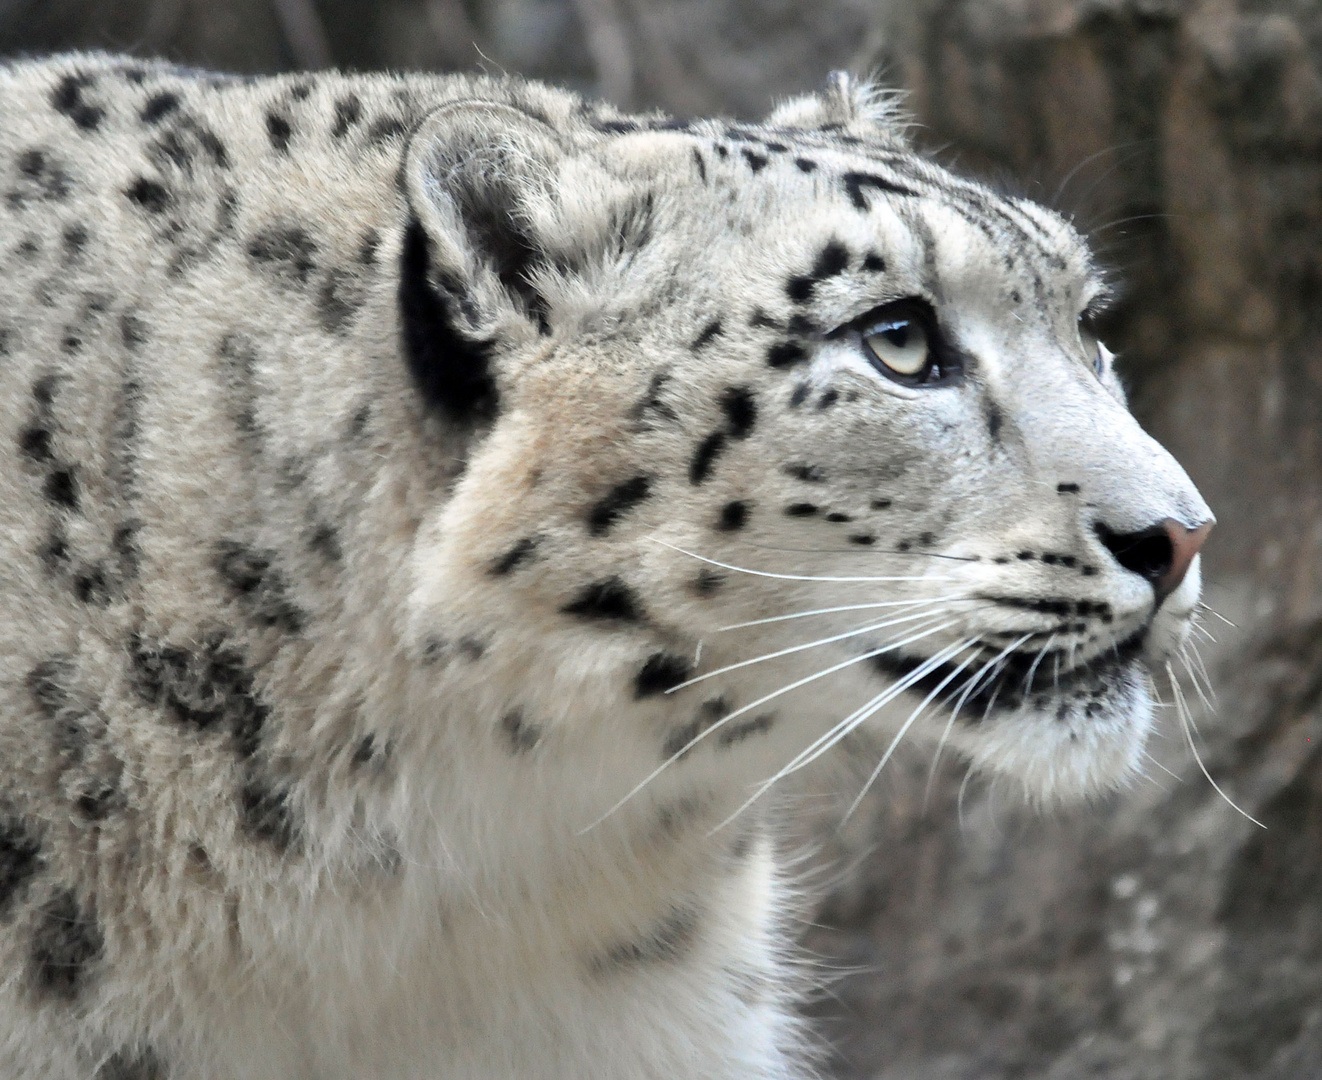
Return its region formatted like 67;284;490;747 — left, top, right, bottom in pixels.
1078;310;1105;377
856;299;956;386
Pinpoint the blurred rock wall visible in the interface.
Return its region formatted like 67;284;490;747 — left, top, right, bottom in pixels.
4;2;1321;1076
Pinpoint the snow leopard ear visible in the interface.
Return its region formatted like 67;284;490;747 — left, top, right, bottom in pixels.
401;100;564;422
766;71;910;142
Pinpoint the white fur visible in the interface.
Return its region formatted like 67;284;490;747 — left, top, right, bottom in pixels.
0;56;1208;1078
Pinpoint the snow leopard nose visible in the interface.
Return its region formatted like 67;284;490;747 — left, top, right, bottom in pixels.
1095;518;1214;605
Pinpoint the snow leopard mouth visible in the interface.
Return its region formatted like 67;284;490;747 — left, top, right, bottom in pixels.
869;628;1149;724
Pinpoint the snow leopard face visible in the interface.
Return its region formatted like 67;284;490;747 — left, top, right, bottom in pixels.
402;80;1211;815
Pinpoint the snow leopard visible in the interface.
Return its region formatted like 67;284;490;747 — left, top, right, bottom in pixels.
0;54;1211;1079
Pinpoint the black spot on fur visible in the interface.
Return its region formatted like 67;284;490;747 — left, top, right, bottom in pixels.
718;500;749;531
51;73;104;132
636;652;692;698
214;541;305;632
140;92;180;124
984;398;1004;442
785;276;813;303
61;223;88;262
265;112;292;152
694;569;724;595
350;734;376;767
784;462;824;483
125;177;170;213
663;698;728;759
1057;482;1080;494
592;906;700;973
316;267;367;333
399;218;499;423
720;386;756;438
818;388;839;409
742;149;768;173
795;157;817;172
788;383;810;407
248;225;317;286
357;230;380;265
691;147;707;183
29;655;74;718
842;171;921;210
871;497;892;510
367;117;408;144
814;241;850;279
239;778;297;851
588;476;652;536
692;319;722;350
331;96;361;137
490;537;537;575
457;636;486;660
786;240;849;302
96;1048;167;1080
862;252;886;272
630;372;679;427
561;578;643;622
40;529;69;572
717;714;774;747
73;564;110;606
785;502;818;517
19;426;52;462
767;341;807;369
128;635;269;760
44;468;78;510
28;888;101;1002
849;533;876;546
689;431;727;485
501;710;541;752
749;308;781;330
825;512;852;523
307;522;341;561
0;817;42;918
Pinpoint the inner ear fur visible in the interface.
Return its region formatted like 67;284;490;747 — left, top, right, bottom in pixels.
404;100;566;333
399;101;565;423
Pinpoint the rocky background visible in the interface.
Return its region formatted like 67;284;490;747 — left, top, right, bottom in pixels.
3;1;1320;1076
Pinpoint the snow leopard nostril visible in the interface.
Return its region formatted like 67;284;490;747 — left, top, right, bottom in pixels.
1095;519;1212;604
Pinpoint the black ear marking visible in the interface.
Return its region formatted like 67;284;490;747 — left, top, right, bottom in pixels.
399;218;499;423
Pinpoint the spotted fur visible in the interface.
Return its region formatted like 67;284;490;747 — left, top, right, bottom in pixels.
0;54;1211;1079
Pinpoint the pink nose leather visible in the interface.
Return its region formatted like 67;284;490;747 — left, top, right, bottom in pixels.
1155;518;1213;603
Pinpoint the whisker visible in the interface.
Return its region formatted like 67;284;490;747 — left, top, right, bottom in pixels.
1198;603;1237;628
923;632;1035;810
714;637;979;833
1179;646;1215;712
715;594;974;632
668;603;972;691
576;618;960;834
649;538;959;583
1021;633;1058;697
764;637;977;786
1166;661;1264;829
844;641;982;822
957;766;976;832
723;539;984;563
1185;643;1217;704
1139;746;1181;781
